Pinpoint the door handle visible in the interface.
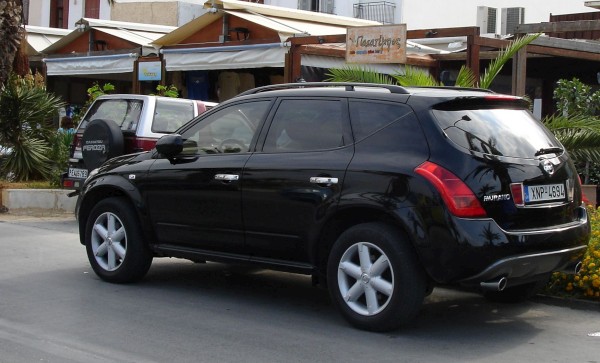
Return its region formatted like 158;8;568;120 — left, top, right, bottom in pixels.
215;174;239;181
310;177;338;185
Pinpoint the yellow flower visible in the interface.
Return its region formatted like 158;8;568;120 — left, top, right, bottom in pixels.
593;279;600;288
574;275;580;281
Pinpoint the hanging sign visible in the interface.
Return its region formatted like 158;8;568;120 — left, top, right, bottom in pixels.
138;61;162;81
346;25;407;64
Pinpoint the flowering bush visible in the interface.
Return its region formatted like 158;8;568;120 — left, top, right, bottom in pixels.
545;206;600;300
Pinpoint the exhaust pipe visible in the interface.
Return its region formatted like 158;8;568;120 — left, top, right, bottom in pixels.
560;261;582;275
480;277;507;292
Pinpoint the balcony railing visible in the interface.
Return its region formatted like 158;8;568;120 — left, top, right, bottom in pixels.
353;1;396;24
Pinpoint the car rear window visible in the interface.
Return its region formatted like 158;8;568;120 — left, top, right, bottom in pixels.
432;107;562;159
79;99;143;132
152;99;196;133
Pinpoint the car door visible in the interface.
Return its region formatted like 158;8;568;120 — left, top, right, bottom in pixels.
142;100;271;254
242;97;354;264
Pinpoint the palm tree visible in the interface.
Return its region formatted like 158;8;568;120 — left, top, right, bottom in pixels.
326;33;540;89
0;0;24;86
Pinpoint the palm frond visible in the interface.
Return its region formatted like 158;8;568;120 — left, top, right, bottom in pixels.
325;65;394;84
543;113;600;164
392;66;441;87
1;138;52;181
454;65;476;88
479;33;540;89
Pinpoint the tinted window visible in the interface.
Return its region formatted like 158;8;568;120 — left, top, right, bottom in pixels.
152;99;196;133
433;108;561;158
349;100;414;141
81;99;143;131
180;101;270;155
263;99;344;152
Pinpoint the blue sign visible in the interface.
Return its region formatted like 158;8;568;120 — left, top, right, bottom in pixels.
138;61;162;81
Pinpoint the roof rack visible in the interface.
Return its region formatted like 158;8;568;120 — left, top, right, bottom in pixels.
237;82;410;97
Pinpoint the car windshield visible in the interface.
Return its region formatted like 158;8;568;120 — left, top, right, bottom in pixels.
432;108;562;158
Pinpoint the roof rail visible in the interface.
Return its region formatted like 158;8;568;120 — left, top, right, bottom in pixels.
237;82;410;97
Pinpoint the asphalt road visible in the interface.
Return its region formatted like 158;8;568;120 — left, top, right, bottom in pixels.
0;215;599;363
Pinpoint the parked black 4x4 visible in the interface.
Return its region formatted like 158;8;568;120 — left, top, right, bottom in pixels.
76;83;589;331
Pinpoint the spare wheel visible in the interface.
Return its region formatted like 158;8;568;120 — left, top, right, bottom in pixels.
81;119;124;171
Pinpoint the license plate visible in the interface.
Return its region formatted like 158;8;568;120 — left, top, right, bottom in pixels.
68;168;88;179
524;183;565;203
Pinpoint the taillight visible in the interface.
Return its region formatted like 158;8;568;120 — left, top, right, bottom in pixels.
73;133;82;153
510;183;524;206
415;161;486;218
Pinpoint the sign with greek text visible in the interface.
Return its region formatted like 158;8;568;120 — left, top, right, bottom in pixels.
346;25;407;64
138;61;162;81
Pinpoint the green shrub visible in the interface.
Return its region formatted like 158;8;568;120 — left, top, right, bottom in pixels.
546;205;600;300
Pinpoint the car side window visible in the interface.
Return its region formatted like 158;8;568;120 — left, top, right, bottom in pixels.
152;99;196;133
263;99;344;153
180;101;270;155
349;100;414;141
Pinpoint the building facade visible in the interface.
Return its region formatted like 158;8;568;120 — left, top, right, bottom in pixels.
26;0;599;32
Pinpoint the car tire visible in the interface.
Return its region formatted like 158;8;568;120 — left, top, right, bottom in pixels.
85;197;152;283
327;222;427;332
81;119;124;171
483;276;550;303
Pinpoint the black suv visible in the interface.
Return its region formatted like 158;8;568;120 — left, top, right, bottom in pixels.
76;83;590;332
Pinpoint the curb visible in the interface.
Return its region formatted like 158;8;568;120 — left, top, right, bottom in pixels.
532;293;600;311
1;189;76;215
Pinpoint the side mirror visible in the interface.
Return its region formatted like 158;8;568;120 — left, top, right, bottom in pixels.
156;134;183;159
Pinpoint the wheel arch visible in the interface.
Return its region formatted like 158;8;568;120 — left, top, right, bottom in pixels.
78;176;147;245
312;205;427;283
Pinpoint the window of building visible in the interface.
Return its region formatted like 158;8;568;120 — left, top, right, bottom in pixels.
298;0;334;14
85;0;101;19
50;0;69;28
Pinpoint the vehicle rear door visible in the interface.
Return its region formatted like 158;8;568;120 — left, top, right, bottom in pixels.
242;97;354;264
142;100;271;254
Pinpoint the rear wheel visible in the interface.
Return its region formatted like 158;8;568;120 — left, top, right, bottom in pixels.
85;197;152;283
327;223;427;332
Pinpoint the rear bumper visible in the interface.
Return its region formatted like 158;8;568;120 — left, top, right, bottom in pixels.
61;171;86;190
458;245;587;288
416;205;590;285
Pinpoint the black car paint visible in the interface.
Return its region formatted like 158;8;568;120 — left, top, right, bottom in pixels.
77;86;590;289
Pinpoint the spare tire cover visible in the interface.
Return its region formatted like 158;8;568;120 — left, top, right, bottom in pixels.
81;119;124;171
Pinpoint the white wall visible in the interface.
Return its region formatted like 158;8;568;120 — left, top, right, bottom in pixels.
399;0;597;29
28;0;51;27
265;0;596;29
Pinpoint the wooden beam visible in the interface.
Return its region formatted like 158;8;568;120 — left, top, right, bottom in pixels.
466;35;480;81
530;36;600;54
288;34;346;46
515;20;600;34
511;48;527;96
407;26;479;39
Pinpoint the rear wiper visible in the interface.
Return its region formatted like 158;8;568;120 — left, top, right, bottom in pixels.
534;147;563;156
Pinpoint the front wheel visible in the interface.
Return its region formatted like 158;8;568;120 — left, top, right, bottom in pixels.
85;197;152;283
327;223;427;332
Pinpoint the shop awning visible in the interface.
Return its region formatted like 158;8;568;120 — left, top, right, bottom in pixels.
301;54;409;75
162;43;287;71
44;53;138;76
25;25;70;56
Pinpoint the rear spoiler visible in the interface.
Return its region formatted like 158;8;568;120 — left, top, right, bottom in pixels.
434;95;530;111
